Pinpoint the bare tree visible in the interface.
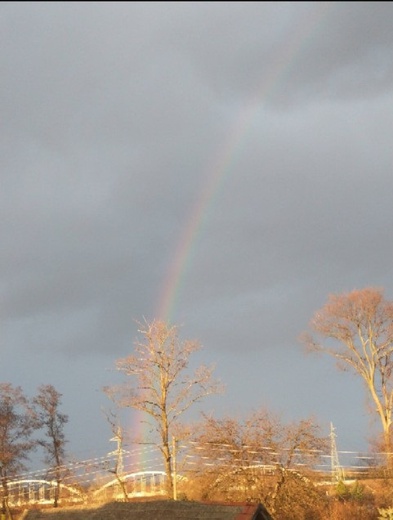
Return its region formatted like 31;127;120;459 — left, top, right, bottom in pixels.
0;384;37;519
104;319;223;498
301;287;393;460
102;408;129;501
33;385;68;507
187;410;328;519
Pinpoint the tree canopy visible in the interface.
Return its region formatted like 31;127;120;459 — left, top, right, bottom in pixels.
104;319;223;497
302;287;393;457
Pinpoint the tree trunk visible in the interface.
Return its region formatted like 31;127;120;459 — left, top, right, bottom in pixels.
1;477;12;520
162;442;174;498
384;429;393;470
114;473;129;502
54;479;60;508
268;465;286;515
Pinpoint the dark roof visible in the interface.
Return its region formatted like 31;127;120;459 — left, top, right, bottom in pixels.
24;500;274;520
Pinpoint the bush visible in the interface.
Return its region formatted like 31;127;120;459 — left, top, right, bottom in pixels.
378;508;393;519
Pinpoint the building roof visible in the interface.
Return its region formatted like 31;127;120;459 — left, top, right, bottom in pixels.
24;499;274;520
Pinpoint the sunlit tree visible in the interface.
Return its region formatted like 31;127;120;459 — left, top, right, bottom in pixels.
34;385;68;507
302;287;393;460
187;409;328;519
0;384;37;518
104;319;223;498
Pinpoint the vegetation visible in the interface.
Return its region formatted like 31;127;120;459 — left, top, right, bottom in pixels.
183;410;328;519
33;385;69;508
302;287;393;461
379;508;393;519
4;298;393;519
104;319;223;498
0;384;37;518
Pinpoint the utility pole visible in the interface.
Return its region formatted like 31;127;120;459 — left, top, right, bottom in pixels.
108;426;129;501
109;426;124;475
330;422;344;483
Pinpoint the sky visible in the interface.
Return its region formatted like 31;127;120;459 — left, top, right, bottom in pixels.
2;1;393;473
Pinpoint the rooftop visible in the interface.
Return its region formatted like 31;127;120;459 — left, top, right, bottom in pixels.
24;499;274;520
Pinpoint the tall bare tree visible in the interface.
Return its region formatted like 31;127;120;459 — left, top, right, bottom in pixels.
104;319;223;498
301;287;393;459
33;385;68;507
0;384;37;519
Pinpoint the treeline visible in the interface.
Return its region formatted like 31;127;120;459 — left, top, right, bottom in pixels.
0;384;67;517
2;287;393;519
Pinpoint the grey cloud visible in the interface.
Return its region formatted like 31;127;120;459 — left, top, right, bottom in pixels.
1;2;392;460
159;2;393;105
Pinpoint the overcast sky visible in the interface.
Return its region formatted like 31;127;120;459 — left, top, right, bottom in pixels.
2;1;393;472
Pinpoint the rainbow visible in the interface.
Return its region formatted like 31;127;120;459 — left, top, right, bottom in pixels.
131;2;334;470
156;2;333;323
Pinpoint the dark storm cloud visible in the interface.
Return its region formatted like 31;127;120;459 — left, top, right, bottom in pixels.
1;2;393;458
277;2;393;103
1;1;223;339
